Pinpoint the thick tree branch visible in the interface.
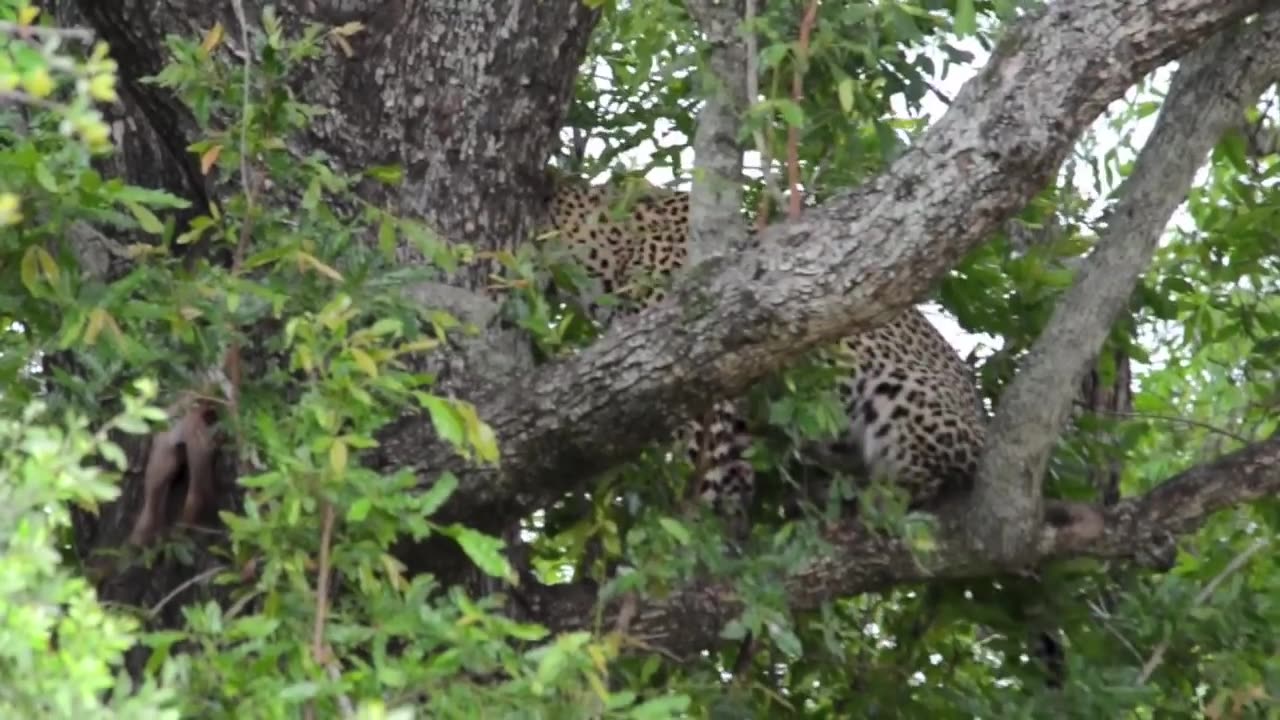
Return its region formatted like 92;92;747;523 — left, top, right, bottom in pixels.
969;9;1280;564
376;0;1271;528
525;433;1280;661
685;0;750;265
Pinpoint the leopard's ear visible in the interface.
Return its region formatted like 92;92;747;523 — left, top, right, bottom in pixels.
535;165;575;207
543;165;589;193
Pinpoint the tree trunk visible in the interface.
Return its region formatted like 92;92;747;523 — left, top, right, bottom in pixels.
59;0;599;646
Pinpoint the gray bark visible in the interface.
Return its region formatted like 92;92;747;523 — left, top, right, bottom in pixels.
970;8;1280;564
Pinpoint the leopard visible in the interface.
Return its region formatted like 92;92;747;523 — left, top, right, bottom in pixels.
535;174;1095;687
541;173;988;521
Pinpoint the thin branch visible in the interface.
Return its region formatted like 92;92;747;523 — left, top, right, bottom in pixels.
0;90;64;112
307;502;340;720
1136;537;1271;684
1086;597;1146;666
1092;407;1255;445
148;564;226;617
785;0;819;219
744;0;783;225
312;502;336;660
0;19;95;43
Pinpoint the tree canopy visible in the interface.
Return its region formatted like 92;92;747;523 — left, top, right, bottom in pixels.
2;0;1280;717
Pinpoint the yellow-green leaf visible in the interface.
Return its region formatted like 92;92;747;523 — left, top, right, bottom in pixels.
420;472;457;517
657;517;691;545
20;246;40;295
201;144;222;175
329;437;348;474
294;251;344;282
447;525;515;583
301;177;322;211
35;246;59;284
125;200;165;235
954;0;977;35
201;22;225;53
84;307;110;346
346;497;371;522
350;347;378;377
837;77;855;115
422;396;466;452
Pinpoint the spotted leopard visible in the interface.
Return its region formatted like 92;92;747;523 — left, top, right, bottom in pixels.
542;174;986;519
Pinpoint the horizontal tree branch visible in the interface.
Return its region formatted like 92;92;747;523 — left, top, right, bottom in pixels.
524;433;1280;660
374;0;1270;531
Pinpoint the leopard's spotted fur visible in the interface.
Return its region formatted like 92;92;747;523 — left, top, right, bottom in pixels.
544;176;985;518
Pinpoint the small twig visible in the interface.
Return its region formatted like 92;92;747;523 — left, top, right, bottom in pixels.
225;0;261;474
325;660;356;718
0;90;63;112
786;0;820;219
148;564;226;617
619;635;683;662
229;0;253;236
744;0;782;223
224;588;262;620
312;502;336;660
1086;598;1145;665
922;76;954;107
0;19;96;43
1088;407;1254;445
306;502;338;720
1136;537;1271;684
613;593;638;638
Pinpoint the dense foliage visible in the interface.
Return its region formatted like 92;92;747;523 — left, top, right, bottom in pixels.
1;0;1277;717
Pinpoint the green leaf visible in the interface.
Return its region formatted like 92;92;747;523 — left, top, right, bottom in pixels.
657;517;691;545
365;164;403;185
505;620;550;642
775;99;805;129
34;161;58;192
1219;132;1249;174
347;497;372;522
629;695;691;719
767;622;804;659
419;472;458;517
954;0;977;35
446;525;515;582
19;246;40;296
535;645;569;685
113;184;192;208
329;437;349;474
837;77;855;115
124;200;165;235
421;395;466;451
301;177;322;211
606;691;638;710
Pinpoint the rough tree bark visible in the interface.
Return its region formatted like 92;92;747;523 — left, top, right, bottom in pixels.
61;0;599;616
56;0;1280;665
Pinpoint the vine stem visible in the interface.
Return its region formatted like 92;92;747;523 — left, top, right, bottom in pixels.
786;0;820;219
